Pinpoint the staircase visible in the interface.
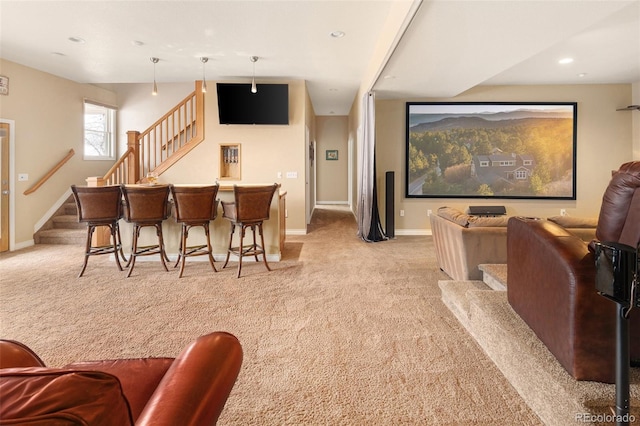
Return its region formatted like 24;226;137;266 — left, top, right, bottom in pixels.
33;81;205;247
34;196;84;245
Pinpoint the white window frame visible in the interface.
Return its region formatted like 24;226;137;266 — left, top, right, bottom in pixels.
83;100;116;160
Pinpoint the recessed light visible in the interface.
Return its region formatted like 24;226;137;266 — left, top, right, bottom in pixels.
577;73;587;78
383;75;396;79
131;40;145;47
330;31;345;38
51;52;66;56
68;36;85;44
558;57;573;65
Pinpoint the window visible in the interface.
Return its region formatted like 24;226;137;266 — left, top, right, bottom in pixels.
516;170;527;179
84;101;116;160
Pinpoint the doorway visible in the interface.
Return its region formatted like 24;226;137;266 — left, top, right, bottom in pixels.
0;122;10;252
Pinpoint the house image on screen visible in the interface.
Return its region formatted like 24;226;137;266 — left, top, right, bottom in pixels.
470;149;536;185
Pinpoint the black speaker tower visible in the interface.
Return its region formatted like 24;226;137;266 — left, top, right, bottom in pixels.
385;171;394;238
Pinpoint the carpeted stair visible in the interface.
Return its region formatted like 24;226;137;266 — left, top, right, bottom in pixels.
440;264;639;426
34;196;84;245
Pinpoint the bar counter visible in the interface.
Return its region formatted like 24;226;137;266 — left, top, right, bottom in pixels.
116;184;286;262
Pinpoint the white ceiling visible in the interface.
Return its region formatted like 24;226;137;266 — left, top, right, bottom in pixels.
1;1;639;115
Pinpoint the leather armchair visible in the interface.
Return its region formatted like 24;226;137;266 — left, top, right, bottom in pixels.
0;332;243;425
507;161;640;383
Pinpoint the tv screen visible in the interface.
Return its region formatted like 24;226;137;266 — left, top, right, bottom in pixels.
216;83;289;125
405;101;577;200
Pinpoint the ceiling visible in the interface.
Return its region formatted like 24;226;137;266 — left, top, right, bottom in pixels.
1;1;638;116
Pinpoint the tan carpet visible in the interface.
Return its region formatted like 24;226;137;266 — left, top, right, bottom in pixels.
0;206;542;425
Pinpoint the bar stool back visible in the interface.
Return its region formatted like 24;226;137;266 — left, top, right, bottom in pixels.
120;184;171;277
71;185;126;277
170;184;220;278
221;184;278;277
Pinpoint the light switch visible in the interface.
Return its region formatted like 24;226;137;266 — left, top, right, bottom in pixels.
286;172;297;179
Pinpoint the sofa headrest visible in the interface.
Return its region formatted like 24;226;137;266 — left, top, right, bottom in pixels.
596;161;640;247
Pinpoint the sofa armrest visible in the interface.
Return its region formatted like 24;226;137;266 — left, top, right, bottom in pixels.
136;332;243;426
506;217;617;382
0;340;46;368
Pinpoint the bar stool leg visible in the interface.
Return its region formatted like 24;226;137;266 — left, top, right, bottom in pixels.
78;225;94;278
110;223;123;272
115;223;128;264
258;223;271;271
223;223;235;269
156;224;169;272
177;224;188;278
204;222;217;272
237;225;246;278
126;225;140;278
251;225;259;262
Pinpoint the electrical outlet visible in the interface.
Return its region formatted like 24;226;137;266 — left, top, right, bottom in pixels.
560;209;567;216
427;209;433;216
277;172;282;179
400;210;404;217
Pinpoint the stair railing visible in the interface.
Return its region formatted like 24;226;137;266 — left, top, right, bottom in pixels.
100;80;205;186
24;148;75;195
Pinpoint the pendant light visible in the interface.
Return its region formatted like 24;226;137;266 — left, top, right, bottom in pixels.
150;57;159;96
250;56;258;94
200;57;208;93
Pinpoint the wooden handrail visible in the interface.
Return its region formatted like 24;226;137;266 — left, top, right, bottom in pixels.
24;148;75;195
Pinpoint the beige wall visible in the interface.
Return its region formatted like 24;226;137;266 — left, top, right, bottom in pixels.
316;116;349;203
632;81;640;160
375;84;636;234
0;59;116;248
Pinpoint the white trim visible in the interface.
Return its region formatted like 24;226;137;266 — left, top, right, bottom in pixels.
395;229;432;236
14;240;34;250
316;201;349;205
286;228;307;236
33;187;72;233
126;253;281;263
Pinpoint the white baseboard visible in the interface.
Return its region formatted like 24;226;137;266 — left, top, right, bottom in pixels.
123;253;281;263
316;201;349;205
394;229;432;236
286;229;307;236
13;240;35;251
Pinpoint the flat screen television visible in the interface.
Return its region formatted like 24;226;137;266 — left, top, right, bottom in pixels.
405;101;577;200
216;83;289;125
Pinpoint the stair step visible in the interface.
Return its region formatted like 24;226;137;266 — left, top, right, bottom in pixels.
36;228;85;245
64;202;78;215
478;264;507;291
52;215;83;229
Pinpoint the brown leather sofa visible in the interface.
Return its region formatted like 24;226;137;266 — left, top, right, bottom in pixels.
0;332;243;425
507;161;640;383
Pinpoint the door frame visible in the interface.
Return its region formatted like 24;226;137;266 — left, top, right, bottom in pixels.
0;119;15;252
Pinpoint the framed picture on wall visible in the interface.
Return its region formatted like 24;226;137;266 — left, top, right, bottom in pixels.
326;150;338;161
405;101;577;200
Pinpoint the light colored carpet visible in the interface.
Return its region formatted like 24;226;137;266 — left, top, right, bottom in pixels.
440;279;639;426
0;206;542;424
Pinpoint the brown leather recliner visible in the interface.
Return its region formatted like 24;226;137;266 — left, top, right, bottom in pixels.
0;332;243;425
507;161;640;383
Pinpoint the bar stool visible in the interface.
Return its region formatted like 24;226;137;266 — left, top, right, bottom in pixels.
120;184;171;278
170;184;220;278
70;185;127;278
221;184;278;278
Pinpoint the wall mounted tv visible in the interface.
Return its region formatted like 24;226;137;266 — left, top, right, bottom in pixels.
216;83;289;125
406;102;577;200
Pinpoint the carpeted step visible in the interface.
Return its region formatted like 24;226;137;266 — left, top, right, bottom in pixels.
52;214;83;229
438;280;489;328
478;263;507;290
35;228;84;245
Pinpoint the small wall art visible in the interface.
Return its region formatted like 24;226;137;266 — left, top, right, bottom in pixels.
326;150;338;161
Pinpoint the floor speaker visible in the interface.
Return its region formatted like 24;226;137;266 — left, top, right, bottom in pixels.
385;171;394;238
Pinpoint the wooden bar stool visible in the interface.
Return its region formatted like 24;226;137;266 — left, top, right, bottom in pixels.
221;184;278;278
70;185;127;278
120;184;171;278
170;184;220;278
